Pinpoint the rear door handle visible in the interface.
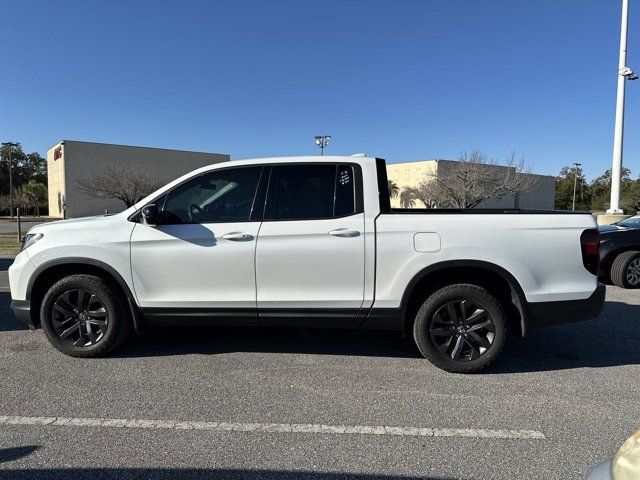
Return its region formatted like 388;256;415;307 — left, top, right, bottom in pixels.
221;232;254;241
328;228;360;238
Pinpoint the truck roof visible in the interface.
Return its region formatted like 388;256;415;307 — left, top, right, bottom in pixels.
227;155;377;167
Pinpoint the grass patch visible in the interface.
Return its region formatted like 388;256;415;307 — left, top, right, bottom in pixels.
0;241;21;249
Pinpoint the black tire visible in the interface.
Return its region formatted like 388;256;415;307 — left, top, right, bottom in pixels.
413;283;506;373
40;274;131;357
610;251;640;289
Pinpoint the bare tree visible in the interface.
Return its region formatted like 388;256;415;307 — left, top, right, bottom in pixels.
499;151;539;206
401;181;441;209
77;164;163;208
407;151;538;209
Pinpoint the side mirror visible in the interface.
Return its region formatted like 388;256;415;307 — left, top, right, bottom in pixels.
141;204;159;226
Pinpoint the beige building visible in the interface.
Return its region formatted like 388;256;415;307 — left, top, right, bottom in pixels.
47;140;229;218
386;159;555;209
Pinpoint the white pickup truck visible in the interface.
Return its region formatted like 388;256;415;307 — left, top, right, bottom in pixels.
9;156;605;372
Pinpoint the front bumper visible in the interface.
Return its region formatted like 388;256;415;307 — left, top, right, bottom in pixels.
525;283;606;330
10;300;35;329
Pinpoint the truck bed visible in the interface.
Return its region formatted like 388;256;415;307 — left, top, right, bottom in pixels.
389;208;589;215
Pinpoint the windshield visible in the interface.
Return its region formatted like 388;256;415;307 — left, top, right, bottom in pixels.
617;215;640;228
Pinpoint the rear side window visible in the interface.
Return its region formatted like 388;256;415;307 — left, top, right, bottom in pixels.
270;165;334;220
266;164;358;221
334;164;355;217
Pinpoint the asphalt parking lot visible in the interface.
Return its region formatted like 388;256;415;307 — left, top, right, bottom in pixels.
0;256;638;480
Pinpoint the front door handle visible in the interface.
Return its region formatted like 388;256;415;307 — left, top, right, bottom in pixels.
328;228;360;238
221;232;254;241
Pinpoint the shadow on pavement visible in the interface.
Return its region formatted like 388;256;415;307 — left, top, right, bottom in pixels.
0;292;27;332
0;468;459;480
0;285;638;372
0;258;14;271
0;446;39;464
485;299;640;374
115;299;640;373
120;325;421;360
0;257;25;332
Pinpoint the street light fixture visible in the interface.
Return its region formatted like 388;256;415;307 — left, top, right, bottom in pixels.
572;162;582;211
314;135;331;156
1;142;19;218
608;0;636;215
620;66;639;81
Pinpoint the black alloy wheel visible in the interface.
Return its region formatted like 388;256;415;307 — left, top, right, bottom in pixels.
51;289;109;347
413;283;507;373
40;274;130;357
429;299;496;362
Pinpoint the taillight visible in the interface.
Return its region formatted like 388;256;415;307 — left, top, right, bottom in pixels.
580;228;600;275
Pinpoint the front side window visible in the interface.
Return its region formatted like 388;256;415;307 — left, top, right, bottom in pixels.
159;166;262;224
267;164;357;221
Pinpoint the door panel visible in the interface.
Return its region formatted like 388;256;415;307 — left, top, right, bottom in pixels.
129;165;265;318
130;221;261;310
255;163;366;319
255;214;366;311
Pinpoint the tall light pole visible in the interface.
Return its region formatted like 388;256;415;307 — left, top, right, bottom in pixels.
314;135;331;156
572;162;582;211
2;142;18;218
608;0;638;214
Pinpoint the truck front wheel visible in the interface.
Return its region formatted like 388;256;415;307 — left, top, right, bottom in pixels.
40;274;131;357
413;283;506;373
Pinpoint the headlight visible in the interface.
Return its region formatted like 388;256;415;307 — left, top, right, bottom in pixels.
613;429;640;480
22;233;43;251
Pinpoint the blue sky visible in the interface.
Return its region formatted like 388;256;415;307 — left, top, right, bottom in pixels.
1;0;638;179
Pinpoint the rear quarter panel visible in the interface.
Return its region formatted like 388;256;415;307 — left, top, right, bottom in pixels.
600;229;640;265
374;213;599;308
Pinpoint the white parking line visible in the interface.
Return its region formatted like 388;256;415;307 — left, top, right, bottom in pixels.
0;415;545;440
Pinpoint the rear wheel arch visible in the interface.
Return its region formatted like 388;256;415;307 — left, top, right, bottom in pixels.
27;258;142;331
400;260;527;338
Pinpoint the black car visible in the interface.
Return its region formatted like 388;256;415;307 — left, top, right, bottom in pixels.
599;215;640;289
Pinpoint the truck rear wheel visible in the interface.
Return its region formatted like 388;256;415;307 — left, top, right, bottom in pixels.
413;283;506;373
40;274;131;357
610;251;640;289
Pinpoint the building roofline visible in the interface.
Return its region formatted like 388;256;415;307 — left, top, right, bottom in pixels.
387;158;556;178
47;139;229;157
386;159;442;165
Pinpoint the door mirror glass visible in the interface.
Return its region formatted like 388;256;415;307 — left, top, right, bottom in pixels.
141;204;158;225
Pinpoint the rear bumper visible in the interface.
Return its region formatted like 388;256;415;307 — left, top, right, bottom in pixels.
524;283;606;330
10;300;35;329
